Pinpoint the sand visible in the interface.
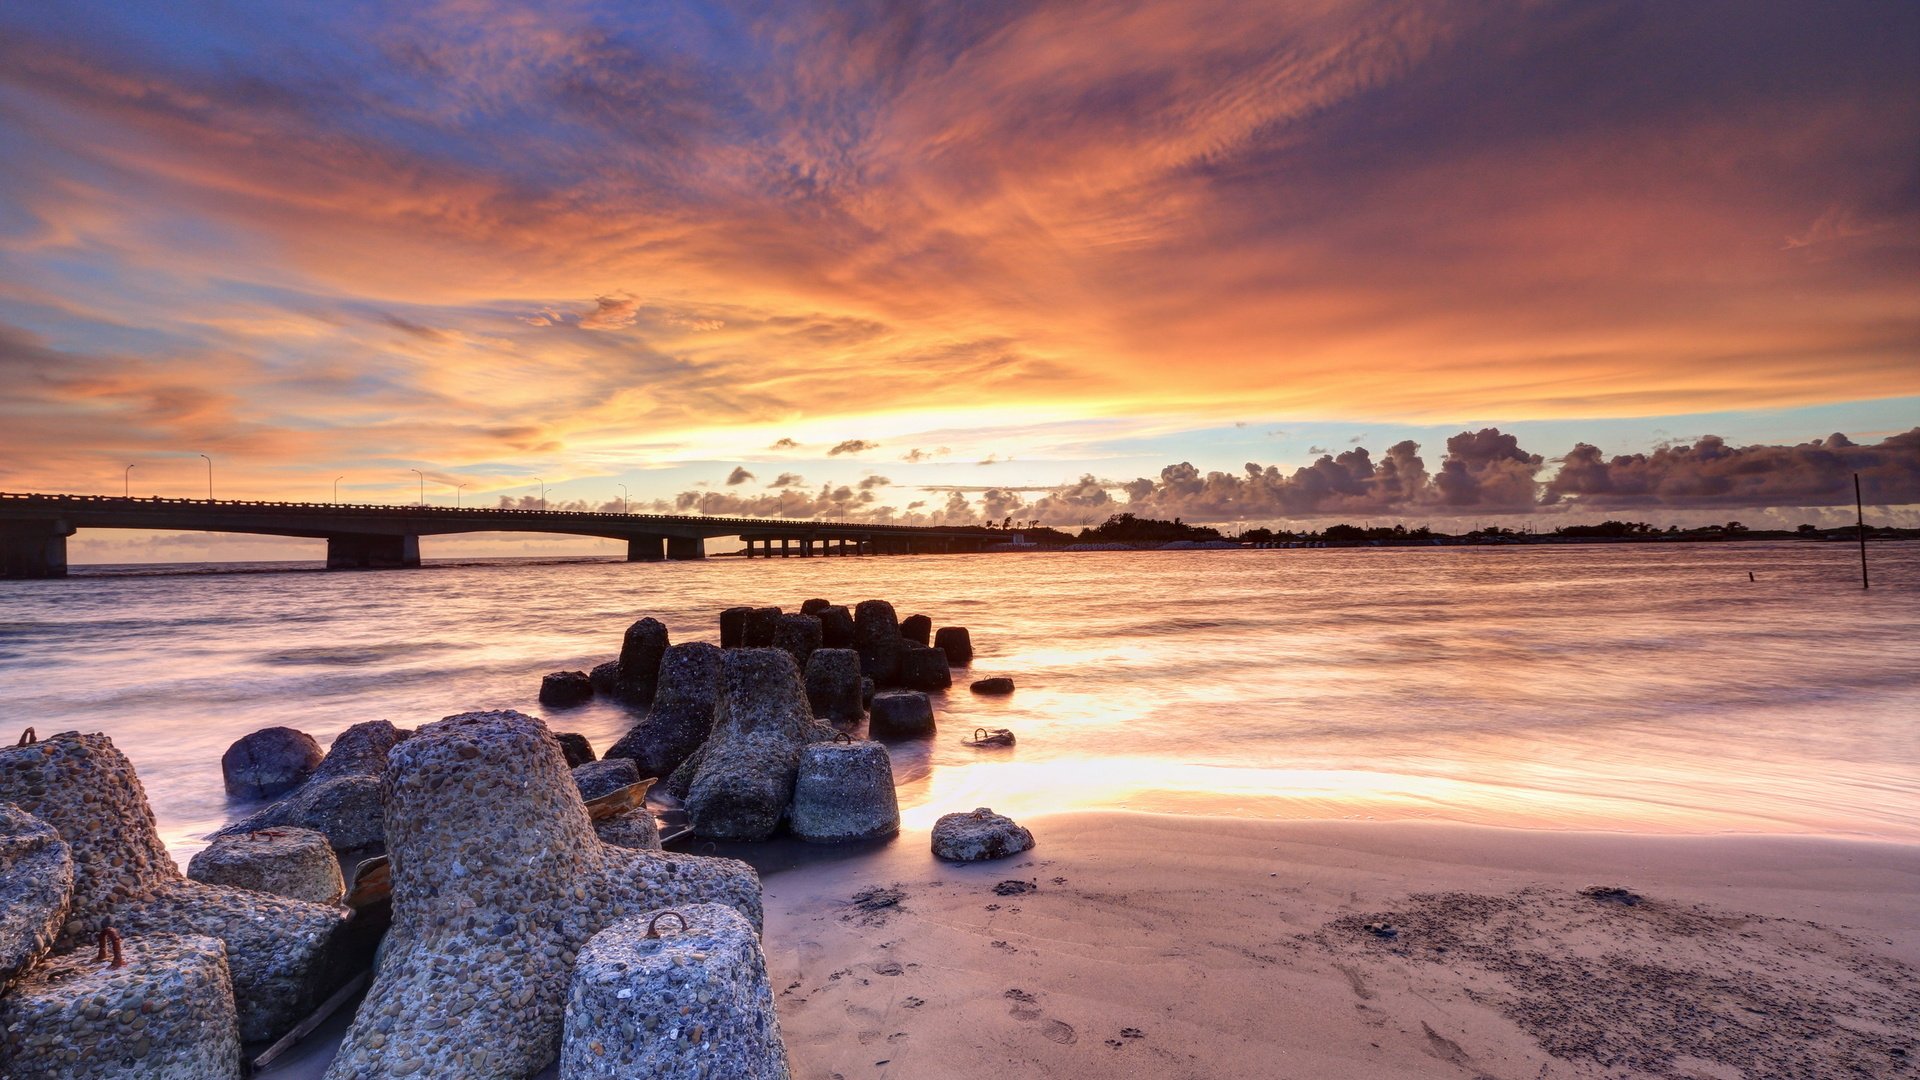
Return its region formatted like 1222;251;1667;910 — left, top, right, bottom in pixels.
762;813;1920;1080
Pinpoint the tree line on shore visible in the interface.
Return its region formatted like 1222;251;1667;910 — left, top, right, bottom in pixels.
980;513;1916;546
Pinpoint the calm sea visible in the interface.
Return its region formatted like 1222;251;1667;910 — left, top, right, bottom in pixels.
2;542;1915;861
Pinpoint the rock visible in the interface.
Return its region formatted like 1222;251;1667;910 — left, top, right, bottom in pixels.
322;711;763;1080
800;598;833;616
605;642;725;780
220;726;324;801
187;827;345;906
804;648;864;724
719;606;753;648
594;807;662;852
971;676;1016;695
617;618;670;704
963;727;1017;748
789;740;899;843
561;903;788;1080
742;606;783;648
899;645;952;691
867;691;935;740
931;807;1034;862
663;738;707;801
0;732;347;1042
683;650;816;841
933;626;973;666
0;803;71;995
573;758;641;802
772;612;823;669
555;732;597;767
589;660;622;695
540;671;594;708
215;720;409;855
899;613;932;646
818;604;856;648
853;600;903;685
0;931;243;1080
861;676;875;708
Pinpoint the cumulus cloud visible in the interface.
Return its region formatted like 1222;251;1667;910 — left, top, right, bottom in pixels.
770;438;800;450
725;466;754;486
1545;430;1920;508
902;447;951;462
857;475;891;491
767;472;805;488
828;439;878;456
578;295;641;331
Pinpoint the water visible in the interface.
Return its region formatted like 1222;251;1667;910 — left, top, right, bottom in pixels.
2;542;1915;862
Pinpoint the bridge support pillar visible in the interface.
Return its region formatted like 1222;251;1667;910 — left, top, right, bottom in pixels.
1;520;70;579
800;538;814;557
666;536;704;561
325;533;420;570
626;536;665;562
779;537;791;558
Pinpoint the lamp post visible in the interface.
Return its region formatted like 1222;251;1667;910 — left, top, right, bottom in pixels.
618;484;628;514
535;477;546;511
198;454;213;500
124;464;135;498
454;482;467;508
334;476;344;504
411;468;425;506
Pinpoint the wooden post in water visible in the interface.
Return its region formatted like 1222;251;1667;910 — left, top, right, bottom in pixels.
1855;472;1869;590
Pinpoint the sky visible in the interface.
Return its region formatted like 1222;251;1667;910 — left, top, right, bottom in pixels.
0;1;1916;560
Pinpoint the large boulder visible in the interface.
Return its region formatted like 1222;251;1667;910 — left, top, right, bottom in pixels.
187;826;345;907
931;808;1035;862
899;613;932;646
799;598;833;616
933;626;973;666
594;808;662;852
683;650;816;841
719;606;753;648
868;691;935;740
561;903;788;1079
899;645;952;691
589;660;622;696
616;618;670;704
322;711;763;1080
572;758;641;802
221;726;324;801
0;733;347;1043
0;931;243;1080
539;671;594;708
742;606;783;648
971;676;1016;696
853;600;903;685
772;613;823;669
216;719;409;855
0;803;71;995
789;741;899;843
818;605;856;649
804;648;864;725
605;642;725;780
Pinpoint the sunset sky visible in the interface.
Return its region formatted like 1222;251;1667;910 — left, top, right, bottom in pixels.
2;1;1916;558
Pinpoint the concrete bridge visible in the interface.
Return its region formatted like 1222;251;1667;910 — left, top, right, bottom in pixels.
0;492;1003;578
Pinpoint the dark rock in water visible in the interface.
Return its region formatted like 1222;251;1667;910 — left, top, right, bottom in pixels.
216;719;409;855
934;626;974;666
555;731;596;767
221;726;324;801
0;804;71;996
539;670;594;708
742;606;783;648
773;612;823;669
0;732;346;1043
971;676;1016;695
617;617;670;704
861;676;876;708
589;660;622;695
868;690;935;740
323;710;762;1080
789;739;899;843
900;613;932;646
804;648;864;724
606;641;725;780
931;807;1034;862
899;645;952;691
1;931;244;1079
854;599;903;685
594;807;662;851
187;826;345;906
819;604;856;648
801;597;833;616
562;903;787;1079
573;758;641;802
964;727;1017;748
684;649;816;841
720;605;753;648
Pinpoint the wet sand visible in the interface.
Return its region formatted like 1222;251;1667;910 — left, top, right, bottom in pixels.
763;813;1920;1079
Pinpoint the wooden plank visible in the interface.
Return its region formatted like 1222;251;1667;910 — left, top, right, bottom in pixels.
251;970;370;1071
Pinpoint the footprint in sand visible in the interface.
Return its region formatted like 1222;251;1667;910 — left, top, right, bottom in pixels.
1004;988;1043;1021
1041;1020;1077;1045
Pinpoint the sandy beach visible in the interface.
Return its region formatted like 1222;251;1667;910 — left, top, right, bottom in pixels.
764;813;1920;1079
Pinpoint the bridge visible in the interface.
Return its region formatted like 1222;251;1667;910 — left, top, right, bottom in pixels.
0;492;1004;578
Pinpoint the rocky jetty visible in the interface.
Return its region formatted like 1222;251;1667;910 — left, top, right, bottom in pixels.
216;719;409;855
818;604;856;648
772;612;822;668
539;671;594;707
605;642;725;780
900;613;932;646
616;617;670;704
561;904;788;1080
0;931;244;1080
933;626;973;666
853;600;903;684
899;644;953;691
971;676;1016;695
589;660;622;695
719;606;752;648
788;740;899;843
322;710;761;1080
683;651;817;841
803;648;864;725
742;606;783;648
572;758;641;802
220;726;324;800
868;690;936;740
0;803;71;995
932;807;1034;862
0;732;345;1042
800;597;832;616
187;826;345;906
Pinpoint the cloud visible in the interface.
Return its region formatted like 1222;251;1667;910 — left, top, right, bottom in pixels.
578;295;642;331
725;466;755;486
770;438;800;450
902;447;951;462
857;475;891;491
1545;429;1920;508
828;439;878;457
767;472;805;488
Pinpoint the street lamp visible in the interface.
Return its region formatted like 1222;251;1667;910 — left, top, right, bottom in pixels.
334;476;345;504
410;468;425;506
618;483;628;514
535;477;546;511
124;463;135;498
198;454;213;500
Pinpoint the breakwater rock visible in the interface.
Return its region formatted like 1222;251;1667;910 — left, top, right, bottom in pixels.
789;740;899;843
187;826;345;906
606;642;725;780
683;651;815;842
932;807;1035;862
216;719;410;856
221;726;324;800
0;802;71;995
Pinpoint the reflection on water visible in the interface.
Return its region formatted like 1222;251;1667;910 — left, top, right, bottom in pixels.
2;542;1915;860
